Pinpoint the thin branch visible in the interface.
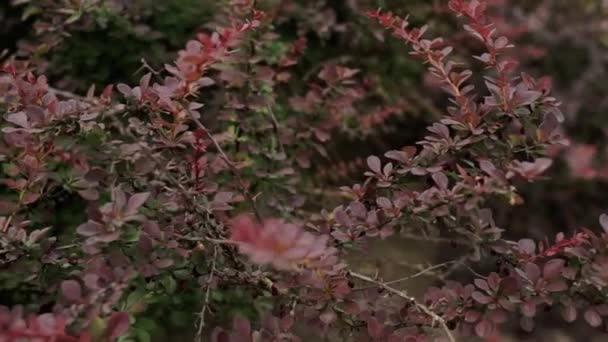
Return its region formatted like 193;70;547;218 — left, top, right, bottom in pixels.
400;233;471;246
349;271;457;342
352;261;453;291
48;87;90;102
47;86;126;116
266;105;285;154
385;261;456;286
196;245;218;342
181;102;263;221
447;264;486;281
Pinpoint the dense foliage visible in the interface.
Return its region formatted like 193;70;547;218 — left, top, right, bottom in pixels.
2;0;608;341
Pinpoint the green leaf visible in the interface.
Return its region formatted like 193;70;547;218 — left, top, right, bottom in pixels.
135;329;151;342
89;316;106;341
173;269;191;280
21;5;41;21
125;288;146;311
65;11;83;25
160;276;177;294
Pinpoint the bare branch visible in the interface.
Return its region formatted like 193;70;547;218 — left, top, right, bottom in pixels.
196;245;218;342
349;271;456;342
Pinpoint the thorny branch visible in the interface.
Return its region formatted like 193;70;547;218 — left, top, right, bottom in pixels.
349;271;457;342
196;245;218;342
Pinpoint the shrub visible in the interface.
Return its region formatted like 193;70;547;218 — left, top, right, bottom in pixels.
1;0;607;341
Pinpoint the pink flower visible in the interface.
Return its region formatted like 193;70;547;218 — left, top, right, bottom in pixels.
230;214;336;271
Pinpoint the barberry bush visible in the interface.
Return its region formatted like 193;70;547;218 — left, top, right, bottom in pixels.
1;0;608;341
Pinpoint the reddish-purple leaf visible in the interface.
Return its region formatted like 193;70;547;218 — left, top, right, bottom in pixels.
520;316;535;332
106;312;130;339
498;276;519;295
464;310;481;323
153;259;174;268
546;280;568;292
488;309;508;324
112;187;127;209
473;279;489;291
384;150;411;164
319;311;336;325
561;305;577;323
474;319;495;338
211;328;230;342
367;156;382;174
349;201;367;218
472;291;492;304
600;214;608;234
117;84;133;97
61;280;82;301
524;262;541;283
126;192;151;215
232;315;251;338
543;259;565;279
25;105;45;124
143;221;163;239
517;239;536;255
521;301;536;317
432;172;449;190
376;197;392;209
367;317;384;339
479;159;496;176
487;273;501;291
78;188;99;201
36;313;57;333
584;309;602;327
5;112;29;128
76;221;104;237
279;315;294;332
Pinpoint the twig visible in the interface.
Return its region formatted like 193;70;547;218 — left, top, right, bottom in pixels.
47;86;126;116
181;102;263;221
384;261;456;286
55;243;79;250
48;87;90;102
1;215;13;233
349;271;457;342
196;245;218;342
442;256;487;280
352;264;446;292
266;105;285;154
400;233;471;246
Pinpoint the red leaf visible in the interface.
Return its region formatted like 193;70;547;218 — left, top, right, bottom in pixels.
232;315;251;338
474;279;489;291
367;156;382;174
474;319;495;338
600;214;608;233
584;308;602;327
472;291;492;304
561;305;577;323
542;259;565;279
106;312;130;339
76;221;104;237
367;317;384;339
125;192;151;215
520;316;535;332
521;300;536;318
546;280;568;292
465;310;481;323
61;280;82;302
524;262;541;283
517;239;536;255
432;172;449;190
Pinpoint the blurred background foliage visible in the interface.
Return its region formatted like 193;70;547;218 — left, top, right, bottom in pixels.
2;0;608;340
